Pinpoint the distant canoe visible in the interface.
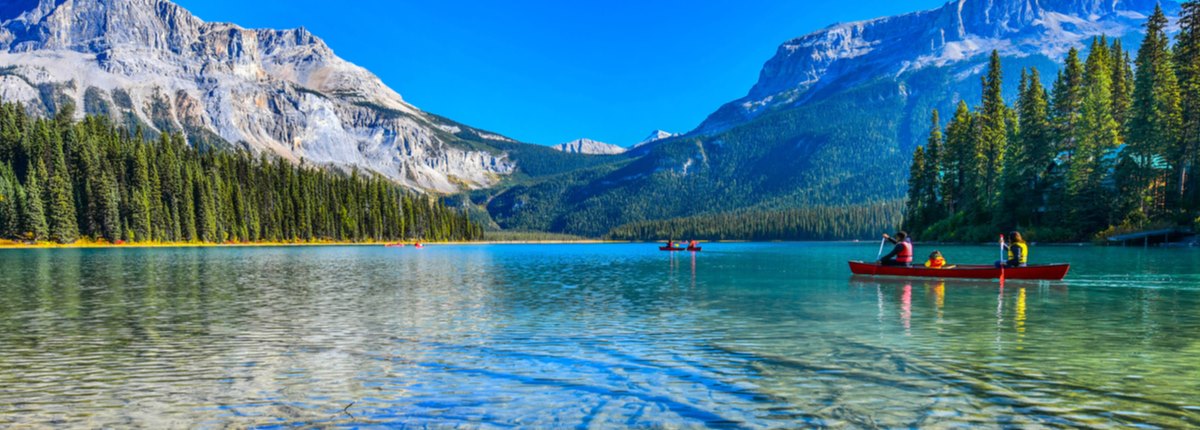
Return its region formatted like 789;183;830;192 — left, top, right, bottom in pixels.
848;261;1069;281
384;243;405;248
660;246;701;252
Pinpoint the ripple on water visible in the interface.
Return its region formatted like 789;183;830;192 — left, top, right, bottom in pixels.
0;244;1199;427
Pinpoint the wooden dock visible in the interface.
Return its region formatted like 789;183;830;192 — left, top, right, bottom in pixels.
1107;227;1195;247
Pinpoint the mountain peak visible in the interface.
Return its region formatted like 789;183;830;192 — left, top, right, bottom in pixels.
0;0;517;193
697;0;1174;133
633;130;677;148
552;138;626;155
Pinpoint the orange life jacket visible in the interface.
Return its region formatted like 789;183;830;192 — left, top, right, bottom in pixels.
897;241;913;263
925;257;945;269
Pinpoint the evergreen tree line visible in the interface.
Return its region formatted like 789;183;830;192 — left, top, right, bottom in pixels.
0;101;482;244
906;4;1200;241
605;201;903;241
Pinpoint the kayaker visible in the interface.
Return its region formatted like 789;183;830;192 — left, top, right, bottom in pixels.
998;231;1028;268
925;251;947;269
688;240;698;249
878;231;914;267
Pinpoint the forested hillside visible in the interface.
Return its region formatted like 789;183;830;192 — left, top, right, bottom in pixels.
606;201;904;241
0;101;482;244
905;4;1200;242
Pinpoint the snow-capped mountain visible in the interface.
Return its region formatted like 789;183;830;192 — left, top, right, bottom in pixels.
632;130;677;148
699;0;1171;132
0;0;514;193
480;0;1183;237
552;138;626;155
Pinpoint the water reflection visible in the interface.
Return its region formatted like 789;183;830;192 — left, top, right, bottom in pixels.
0;244;1198;428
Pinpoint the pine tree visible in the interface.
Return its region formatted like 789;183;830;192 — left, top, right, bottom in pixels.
978;50;1008;212
921;109;943;226
47;136;79;243
1015;68;1053;225
943;101;976;215
96;170;121;242
22;160;47;241
905;146;927;232
1047;48;1086;226
0;162;20;238
1177;0;1200;211
1069;38;1121;231
1124;4;1181;221
1111;40;1134;131
129;145;152;241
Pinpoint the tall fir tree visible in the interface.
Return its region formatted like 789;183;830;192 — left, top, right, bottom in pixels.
978;50;1008;212
1125;4;1181;221
1111;40;1134;132
128;144;152;241
0;162;20;238
943;101;976;216
921;110;944;227
1176;0;1200;211
47;134;79;243
22;160;47;241
905;146;927;232
1019;68;1054;225
1068;38;1121;232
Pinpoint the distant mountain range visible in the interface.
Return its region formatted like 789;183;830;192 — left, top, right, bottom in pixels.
0;0;1181;237
477;0;1179;236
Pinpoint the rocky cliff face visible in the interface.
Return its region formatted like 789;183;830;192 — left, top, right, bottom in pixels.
699;0;1170;132
552;138;626;155
0;0;514;193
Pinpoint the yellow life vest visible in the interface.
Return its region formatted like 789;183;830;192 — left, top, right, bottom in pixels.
925;257;946;269
1008;242;1028;264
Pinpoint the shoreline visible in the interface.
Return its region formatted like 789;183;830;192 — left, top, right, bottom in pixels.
4;239;1170;250
0;239;630;249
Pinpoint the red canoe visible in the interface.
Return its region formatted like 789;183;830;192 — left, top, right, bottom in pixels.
659;246;702;252
848;261;1069;281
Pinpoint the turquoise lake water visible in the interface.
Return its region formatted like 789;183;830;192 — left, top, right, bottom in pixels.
0;243;1198;428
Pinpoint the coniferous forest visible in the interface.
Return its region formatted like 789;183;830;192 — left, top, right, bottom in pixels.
607;202;903;241
905;4;1200;242
0;101;482;244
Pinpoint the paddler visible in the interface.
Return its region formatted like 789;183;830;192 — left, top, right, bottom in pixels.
878;231;914;267
998;231;1028;268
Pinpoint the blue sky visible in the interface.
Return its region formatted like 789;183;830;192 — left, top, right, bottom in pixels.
174;0;947;146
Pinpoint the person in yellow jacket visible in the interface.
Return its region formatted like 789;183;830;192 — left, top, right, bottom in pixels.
925;251;946;269
924;250;957;269
1001;231;1029;268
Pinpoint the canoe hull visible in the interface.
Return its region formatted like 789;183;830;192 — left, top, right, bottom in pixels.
659;247;702;252
848;261;1069;281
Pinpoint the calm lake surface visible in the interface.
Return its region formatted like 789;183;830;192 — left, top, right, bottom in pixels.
1;243;1199;428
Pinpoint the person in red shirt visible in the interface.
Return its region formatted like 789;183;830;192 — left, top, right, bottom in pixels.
878;231;913;267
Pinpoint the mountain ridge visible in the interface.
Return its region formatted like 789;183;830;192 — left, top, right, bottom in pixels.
552;138;626;155
0;0;521;193
479;0;1180;237
696;0;1169;134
